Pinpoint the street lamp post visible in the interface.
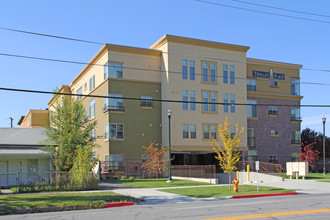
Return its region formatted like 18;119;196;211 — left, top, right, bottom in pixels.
167;109;173;183
323;117;327;175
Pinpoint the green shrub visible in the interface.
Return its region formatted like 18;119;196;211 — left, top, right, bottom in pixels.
135;176;141;180
129;176;135;180
121;176;127;180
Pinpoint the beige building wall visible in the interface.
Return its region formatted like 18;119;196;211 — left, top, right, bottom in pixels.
19;110;49;128
152;35;249;153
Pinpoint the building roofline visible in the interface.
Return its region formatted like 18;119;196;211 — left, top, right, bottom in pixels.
17;116;25;125
47;85;71;106
150;34;250;52
247;57;303;69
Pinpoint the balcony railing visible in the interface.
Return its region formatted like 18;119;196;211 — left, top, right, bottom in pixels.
247;137;256;147
103;105;125;112
291;116;302;121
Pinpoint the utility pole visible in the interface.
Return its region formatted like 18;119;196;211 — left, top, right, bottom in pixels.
9;117;14;128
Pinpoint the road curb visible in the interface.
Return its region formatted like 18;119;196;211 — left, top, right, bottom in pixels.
104;202;134;208
232;192;297;199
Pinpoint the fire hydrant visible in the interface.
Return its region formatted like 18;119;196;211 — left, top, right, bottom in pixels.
232;178;239;192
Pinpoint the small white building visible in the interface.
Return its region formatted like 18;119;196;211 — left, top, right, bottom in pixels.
0;128;54;187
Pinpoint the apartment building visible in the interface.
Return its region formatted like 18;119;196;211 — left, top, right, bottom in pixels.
45;35;301;171
17;109;49;128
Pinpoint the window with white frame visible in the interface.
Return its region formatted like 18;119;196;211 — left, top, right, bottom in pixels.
291;108;301;121
182;60;196;80
291;131;301;144
291;78;300;95
183;124;196;139
104;94;124;111
224;93;229;113
141;96;152;107
76;87;82;101
104;62;123;79
89;75;95;92
230;126;236;139
110;123;124;139
89;99;95;118
90;129;96;142
182;60;188;80
104;124;109;139
247;100;257;118
230;94;236;113
189;60;195;80
190;91;196;110
247;79;256;91
268;106;278;115
105;154;124;170
203;124;217;140
224;93;235;113
183;90;188;110
203;91;217;113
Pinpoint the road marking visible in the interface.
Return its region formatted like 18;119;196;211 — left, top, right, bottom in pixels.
204;208;330;220
173;201;275;210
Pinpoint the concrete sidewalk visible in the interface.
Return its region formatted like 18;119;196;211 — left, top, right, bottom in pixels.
247;179;330;194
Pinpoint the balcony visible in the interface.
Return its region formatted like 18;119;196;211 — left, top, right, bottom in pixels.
248;137;256;147
103;105;125;113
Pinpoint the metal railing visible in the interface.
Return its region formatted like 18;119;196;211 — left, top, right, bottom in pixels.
103;105;125;112
238;161;285;173
171;165;216;179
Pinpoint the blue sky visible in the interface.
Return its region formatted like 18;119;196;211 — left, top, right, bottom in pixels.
1;0;330;134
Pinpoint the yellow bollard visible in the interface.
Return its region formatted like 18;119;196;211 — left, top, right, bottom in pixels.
236;171;239;181
247;165;250;182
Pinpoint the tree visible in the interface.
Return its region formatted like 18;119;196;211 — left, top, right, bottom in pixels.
210;117;244;190
301;128;330;158
298;142;319;170
45;96;97;172
141;142;168;186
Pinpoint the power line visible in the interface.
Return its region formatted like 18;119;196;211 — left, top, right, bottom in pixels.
0;26;104;45
196;0;330;25
230;0;330;18
1;52;330;86
1;87;330;108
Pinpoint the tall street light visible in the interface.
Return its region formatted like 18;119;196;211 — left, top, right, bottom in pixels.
167;109;173;183
323;117;327;175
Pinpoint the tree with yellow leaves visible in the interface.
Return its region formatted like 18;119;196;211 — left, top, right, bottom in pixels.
210;117;244;190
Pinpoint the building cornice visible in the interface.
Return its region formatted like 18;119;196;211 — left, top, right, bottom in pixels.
47;85;70;107
247;91;303;101
247;58;303;69
150;34;250;52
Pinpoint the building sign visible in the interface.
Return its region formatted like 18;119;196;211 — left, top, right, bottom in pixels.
252;69;285;80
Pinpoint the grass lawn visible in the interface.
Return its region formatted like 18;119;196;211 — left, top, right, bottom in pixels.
0;192;140;214
159;185;295;198
107;178;212;188
281;173;330;180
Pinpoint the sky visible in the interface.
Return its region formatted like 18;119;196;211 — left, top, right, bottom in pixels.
0;0;330;134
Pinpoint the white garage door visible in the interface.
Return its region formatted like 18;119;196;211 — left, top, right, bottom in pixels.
0;161;8;187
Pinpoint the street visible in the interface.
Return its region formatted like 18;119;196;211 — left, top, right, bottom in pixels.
1;193;330;220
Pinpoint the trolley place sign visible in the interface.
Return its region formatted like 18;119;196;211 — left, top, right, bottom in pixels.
252;69;285;80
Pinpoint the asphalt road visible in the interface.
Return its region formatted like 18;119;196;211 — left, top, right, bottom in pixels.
2;193;330;220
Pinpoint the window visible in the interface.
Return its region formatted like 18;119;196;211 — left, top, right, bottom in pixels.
247;128;255;147
269;155;278;164
203;124;217;140
291;78;300;95
89;99;95;118
84;83;87;90
89;75;95;92
104;63;123;79
203;91;217;113
202;61;217;83
104;94;124;111
291;108;301;121
182;124;196;139
183;124;189;138
27;159;38;178
268;106;278;115
247;79;256;91
190;91;196;111
182;60;195;80
291;152;299;161
223;65;228;84
223;93;229;113
76;87;82;101
247;100;257;118
230;94;235;113
110;123;124;139
189;61;195;80
270;81;278;87
230;65;235;84
104;124;109;139
141;96;152;107
230;126;236;139
291;131;301;144
183;90;188;110
90;129;96;142
105;154;124;170
247;150;258;161
271;129;279;137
